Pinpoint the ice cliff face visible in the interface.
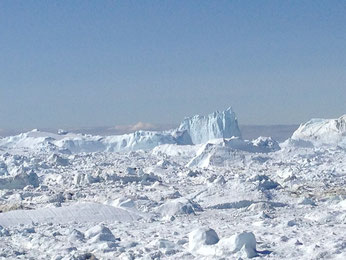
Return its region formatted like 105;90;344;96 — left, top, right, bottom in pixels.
178;107;242;144
291;115;346;147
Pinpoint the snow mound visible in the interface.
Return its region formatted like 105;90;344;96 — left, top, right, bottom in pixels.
56;130;178;153
188;228;258;258
251;136;280;151
291;115;346;147
187;137;280;167
68;229;85;242
188;227;219;251
158;197;202;219
0;202;142;227
218;231;258;258
85;225;117;242
178;107;241;144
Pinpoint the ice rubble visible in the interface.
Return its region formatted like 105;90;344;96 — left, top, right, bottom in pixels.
0;108;346;259
187;137;280;168
0;169;39;190
189;227;258;258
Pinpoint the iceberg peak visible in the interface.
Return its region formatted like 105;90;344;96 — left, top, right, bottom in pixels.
177;107;242;144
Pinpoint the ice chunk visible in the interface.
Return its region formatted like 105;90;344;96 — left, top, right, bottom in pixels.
85;225;116;242
0;225;10;237
189;227;219;251
158;197;202;218
48;154;69;166
189;228;258;258
68;229;85;242
251;136;280;152
112;198;135;208
0;170;39;190
218;231;258;258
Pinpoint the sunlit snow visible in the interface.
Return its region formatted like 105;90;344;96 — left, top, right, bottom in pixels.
0;108;345;259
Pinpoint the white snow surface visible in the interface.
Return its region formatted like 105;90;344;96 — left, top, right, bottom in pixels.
0;109;346;259
0;202;142;227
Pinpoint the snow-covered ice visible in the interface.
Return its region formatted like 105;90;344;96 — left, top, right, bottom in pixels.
291;114;346;148
0;108;345;259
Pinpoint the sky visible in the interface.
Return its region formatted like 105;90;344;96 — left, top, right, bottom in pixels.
0;0;345;129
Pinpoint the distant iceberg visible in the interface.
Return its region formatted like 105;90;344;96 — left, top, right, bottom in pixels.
291;114;346;148
0;107;243;153
178;107;242;144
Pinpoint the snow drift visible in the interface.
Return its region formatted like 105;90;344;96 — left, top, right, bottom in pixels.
0;202;142;227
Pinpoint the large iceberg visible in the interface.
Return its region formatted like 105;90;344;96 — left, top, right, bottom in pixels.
291;115;346;147
178;107;242;144
0;129;178;153
0;107;243;153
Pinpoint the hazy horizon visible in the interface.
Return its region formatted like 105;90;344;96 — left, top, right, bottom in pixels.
1;1;345;129
0;121;300;143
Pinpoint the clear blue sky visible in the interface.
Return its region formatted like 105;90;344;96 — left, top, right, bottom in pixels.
1;0;345;129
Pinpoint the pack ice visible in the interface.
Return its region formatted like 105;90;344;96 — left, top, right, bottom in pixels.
0;108;345;259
